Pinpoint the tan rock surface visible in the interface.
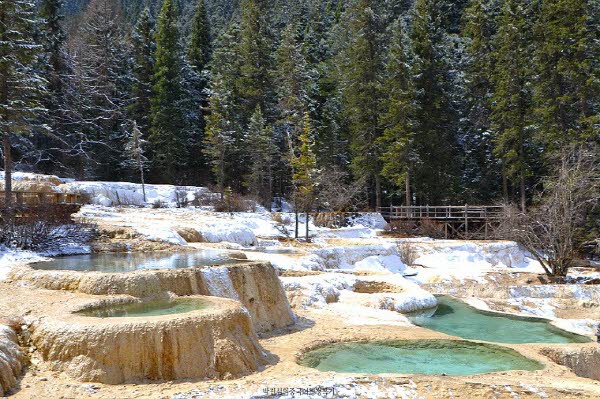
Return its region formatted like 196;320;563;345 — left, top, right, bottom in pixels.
0;324;26;396
9;261;295;334
30;296;267;384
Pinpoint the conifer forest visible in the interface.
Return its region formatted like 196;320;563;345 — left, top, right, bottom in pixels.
0;0;598;210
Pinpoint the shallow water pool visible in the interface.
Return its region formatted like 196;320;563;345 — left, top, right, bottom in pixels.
408;296;590;344
31;250;241;273
76;298;209;318
299;340;543;375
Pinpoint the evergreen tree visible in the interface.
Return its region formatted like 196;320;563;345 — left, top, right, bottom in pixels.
129;8;155;135
185;0;211;184
532;0;598;152
337;0;385;208
378;19;417;206
460;0;501;202
188;0;211;73
149;0;188;183
291;112;318;241
273;23;315;198
123;121;148;200
32;0;88;176
490;0;534;211
246;106;275;207
0;0;47;205
203;25;242;195
410;0;460;204
237;0;273;122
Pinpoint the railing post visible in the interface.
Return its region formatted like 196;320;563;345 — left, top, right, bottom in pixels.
464;203;469;235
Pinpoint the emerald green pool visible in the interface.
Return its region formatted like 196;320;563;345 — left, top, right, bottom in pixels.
76;298;209;318
408;296;590;344
299;340;543;375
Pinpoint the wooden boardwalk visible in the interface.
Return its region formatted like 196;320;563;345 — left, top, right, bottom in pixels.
377;205;505;238
0;191;84;222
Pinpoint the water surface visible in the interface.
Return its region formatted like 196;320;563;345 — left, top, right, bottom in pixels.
408;296;590;344
76;298;209;318
300;340;543;375
32;250;241;273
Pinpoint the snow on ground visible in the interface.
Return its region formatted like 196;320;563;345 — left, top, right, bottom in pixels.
281;272;436;326
406;239;544;282
59;180;213;207
309;243;407;272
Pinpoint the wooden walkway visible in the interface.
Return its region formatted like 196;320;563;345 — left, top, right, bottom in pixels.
377;205;505;238
0;191;84;222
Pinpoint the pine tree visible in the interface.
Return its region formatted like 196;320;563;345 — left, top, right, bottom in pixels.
237;0;273;122
273;23;315;198
410;0;460;204
461;0;500;202
203;25;242;196
378;19;417;206
246;106;275;208
291;112;318;241
188;0;211;73
123;121;148;201
185;0;211;185
337;0;385;208
149;0;188;183
532;0;598;152
0;0;47;206
35;0;79;175
129;8;155;135
490;0;534;211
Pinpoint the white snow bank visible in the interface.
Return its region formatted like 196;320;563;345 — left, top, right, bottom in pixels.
136;226;188;246
309;243;407;272
354;254;407;274
59;180;212;207
347;213;388;229
339;289;437;314
408;240;544;280
281;273;357;309
195;223;257;247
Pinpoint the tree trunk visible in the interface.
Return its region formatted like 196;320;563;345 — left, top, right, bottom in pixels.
3;129;11;208
139;159;146;202
501;164;508;203
305;212;309;242
520;173;526;213
294;208;299;239
375;174;381;210
405;170;411;206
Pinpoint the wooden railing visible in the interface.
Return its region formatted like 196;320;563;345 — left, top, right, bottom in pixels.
0;191;83;206
378;205;505;221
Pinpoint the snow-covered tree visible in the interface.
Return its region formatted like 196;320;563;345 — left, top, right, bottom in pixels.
0;0;47;206
122;121;148;201
246;106;276;208
291;112;318;241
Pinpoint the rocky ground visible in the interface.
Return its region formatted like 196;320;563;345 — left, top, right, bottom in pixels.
0;176;599;398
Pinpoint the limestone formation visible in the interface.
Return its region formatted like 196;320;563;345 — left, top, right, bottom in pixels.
10;262;295;333
0;325;26;396
541;346;600;381
30;297;267;384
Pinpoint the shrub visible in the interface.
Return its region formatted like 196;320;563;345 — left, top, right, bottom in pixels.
0;205;97;251
397;242;417;266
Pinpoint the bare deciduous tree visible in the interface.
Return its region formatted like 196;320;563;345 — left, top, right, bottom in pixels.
502;144;599;280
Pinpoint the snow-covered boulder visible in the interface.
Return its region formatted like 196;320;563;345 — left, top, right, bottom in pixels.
281;273;357;309
309;243;405;272
348;213;388;229
195;223;257;247
59;180;211;207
